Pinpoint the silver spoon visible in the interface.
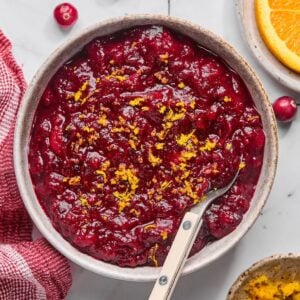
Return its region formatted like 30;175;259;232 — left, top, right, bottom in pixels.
149;168;240;300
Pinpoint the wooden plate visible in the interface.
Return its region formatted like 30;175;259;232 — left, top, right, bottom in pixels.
227;254;300;299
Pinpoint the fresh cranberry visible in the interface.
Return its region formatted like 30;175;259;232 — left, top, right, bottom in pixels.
272;96;297;122
54;3;78;28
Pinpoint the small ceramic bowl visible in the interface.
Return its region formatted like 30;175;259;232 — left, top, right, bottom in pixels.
14;14;278;282
227;254;300;299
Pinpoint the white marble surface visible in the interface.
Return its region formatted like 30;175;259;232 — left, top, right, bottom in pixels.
1;0;299;299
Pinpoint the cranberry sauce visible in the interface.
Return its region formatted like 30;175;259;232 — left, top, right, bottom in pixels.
28;26;265;267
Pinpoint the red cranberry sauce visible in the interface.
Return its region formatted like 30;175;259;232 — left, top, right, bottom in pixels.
28;26;265;267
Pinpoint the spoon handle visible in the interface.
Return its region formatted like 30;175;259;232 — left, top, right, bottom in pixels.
149;211;203;300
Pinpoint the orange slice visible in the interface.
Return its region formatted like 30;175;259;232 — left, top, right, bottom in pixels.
255;0;300;73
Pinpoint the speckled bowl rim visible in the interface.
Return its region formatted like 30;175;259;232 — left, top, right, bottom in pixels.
227;254;300;299
14;14;278;282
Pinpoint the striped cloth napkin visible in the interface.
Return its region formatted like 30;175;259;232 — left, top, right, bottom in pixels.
0;30;72;300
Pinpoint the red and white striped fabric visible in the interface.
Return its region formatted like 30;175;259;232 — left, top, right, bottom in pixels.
0;30;72;299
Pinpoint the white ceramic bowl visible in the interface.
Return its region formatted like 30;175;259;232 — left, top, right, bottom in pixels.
14;14;278;282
